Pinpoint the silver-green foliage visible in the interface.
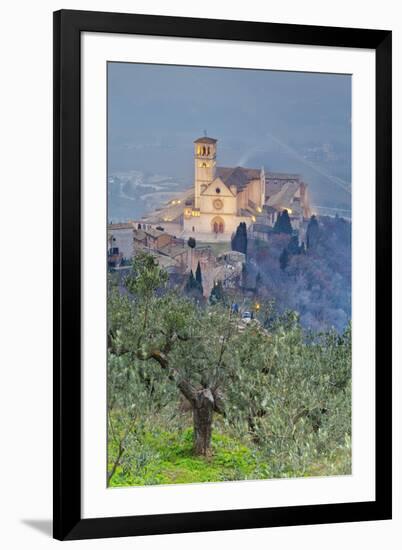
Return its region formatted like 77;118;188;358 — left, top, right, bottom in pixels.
107;252;351;480
224;315;351;476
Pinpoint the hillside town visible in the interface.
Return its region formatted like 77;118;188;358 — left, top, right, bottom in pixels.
108;135;314;298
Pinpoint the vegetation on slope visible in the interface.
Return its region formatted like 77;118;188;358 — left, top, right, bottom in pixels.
247;215;351;332
107;252;351;486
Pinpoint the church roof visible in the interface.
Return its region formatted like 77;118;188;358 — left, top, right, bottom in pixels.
266;181;300;210
265;172;302;199
216;166;261;192
266;171;301;180
194;136;217;144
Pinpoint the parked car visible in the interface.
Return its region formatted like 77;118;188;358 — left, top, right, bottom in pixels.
241;311;252;323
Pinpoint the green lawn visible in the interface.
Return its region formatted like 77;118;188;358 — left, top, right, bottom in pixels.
108;427;263;487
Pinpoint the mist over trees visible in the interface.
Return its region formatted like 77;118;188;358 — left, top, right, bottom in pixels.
279;248;289;270
248;215;351;333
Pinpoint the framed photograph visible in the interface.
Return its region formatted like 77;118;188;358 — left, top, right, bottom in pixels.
53;9;392;541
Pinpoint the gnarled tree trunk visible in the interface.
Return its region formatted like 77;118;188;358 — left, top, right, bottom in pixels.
193;388;214;456
140;345;223;457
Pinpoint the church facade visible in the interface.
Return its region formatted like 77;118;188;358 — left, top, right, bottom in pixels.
183;137;266;238
141;135;311;242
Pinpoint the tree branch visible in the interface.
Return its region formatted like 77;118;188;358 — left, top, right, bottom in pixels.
107;413;137;486
137;347;197;405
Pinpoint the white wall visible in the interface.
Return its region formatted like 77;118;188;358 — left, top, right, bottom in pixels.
108;228;134;260
0;0;400;548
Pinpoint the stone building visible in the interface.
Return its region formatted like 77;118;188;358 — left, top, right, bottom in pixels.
141;135;312;242
133;227;172;251
183;137;265;239
108;222;136;260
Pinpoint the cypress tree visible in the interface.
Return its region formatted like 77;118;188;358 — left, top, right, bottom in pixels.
287;235;301;255
210;280;224;304
241;222;248;255
232;222;248;254
274;209;293;234
279;248;289;270
186;268;203;299
185;270;197;291
187;237;196;249
255;271;262;289
306;215;320;249
195;261;203;294
195;261;202;284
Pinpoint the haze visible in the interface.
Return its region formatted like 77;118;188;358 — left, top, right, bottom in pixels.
108;62;351;221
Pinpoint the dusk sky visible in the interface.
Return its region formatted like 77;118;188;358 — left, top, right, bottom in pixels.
107;62;351;221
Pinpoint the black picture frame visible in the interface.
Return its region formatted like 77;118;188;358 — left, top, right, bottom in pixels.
53;9;392;541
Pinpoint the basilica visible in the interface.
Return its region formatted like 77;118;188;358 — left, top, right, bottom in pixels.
142;135;311;241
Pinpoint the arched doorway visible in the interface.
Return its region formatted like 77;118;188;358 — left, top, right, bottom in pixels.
211;216;225;234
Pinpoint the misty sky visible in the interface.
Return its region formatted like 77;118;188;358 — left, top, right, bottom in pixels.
108;62;351;213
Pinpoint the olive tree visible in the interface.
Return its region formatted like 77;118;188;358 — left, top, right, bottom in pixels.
108;252;351;463
225;313;352;475
108;252;241;456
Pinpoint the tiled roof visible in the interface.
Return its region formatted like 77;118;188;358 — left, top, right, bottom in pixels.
142;227;166;239
133;228;168;241
108;222;135;230
159;244;187;258
266;173;302;200
267;181;300;209
265;171;301;180
216;166;261;192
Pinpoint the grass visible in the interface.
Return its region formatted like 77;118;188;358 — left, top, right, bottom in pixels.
108;423;351;487
108;427;263;487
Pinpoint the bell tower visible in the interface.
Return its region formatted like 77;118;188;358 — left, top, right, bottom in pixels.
194;136;217;208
